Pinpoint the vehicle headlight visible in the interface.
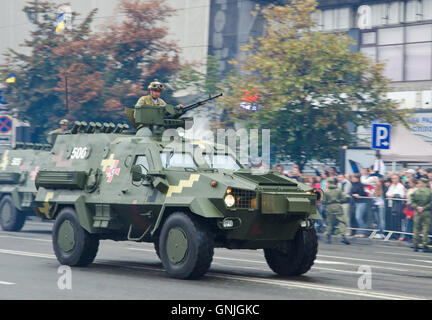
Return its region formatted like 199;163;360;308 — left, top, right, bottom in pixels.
224;194;235;207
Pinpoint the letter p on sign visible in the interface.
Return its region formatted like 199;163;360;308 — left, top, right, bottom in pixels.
372;124;391;150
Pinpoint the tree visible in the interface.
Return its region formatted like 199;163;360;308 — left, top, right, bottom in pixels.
218;0;407;170
0;0;181;142
172;55;222;122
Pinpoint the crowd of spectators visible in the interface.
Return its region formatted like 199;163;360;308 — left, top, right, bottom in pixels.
272;159;432;241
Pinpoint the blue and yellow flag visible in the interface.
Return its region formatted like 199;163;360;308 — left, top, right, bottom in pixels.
56;13;65;33
5;73;15;83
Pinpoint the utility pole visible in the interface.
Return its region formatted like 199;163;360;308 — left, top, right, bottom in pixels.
65;74;69;111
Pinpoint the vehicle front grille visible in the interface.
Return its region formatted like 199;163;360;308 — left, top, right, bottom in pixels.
230;188;257;209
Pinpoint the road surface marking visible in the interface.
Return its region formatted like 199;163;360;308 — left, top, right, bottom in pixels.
375;251;432;260
0;235;51;242
0;281;15;285
0;248;55;259
318;254;432;269
207;274;426;300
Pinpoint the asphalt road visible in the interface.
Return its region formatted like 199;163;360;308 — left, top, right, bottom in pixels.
0;219;431;300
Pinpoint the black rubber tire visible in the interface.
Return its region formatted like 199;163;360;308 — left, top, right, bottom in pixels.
0;195;26;232
154;237;161;259
52;207;99;267
264;228;318;276
159;212;214;279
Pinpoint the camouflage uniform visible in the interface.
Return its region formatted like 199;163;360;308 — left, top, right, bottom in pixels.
47;119;69;144
135;95;166;107
323;185;347;236
410;183;432;249
322;178;350;244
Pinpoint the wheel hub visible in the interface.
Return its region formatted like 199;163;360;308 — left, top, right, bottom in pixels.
166;227;188;264
57;220;75;253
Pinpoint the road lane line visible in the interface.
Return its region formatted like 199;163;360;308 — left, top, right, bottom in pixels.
0;248;55;259
317;254;432;269
207;274;426;300
1;248;425;300
0;281;15;285
375;251;432;260
129;248;409;272
0;235;51;242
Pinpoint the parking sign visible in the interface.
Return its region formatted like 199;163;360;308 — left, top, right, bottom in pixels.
372;123;391;149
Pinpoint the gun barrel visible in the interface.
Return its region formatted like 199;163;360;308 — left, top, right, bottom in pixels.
182;93;223;112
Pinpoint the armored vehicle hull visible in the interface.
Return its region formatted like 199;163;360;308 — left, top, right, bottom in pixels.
34;127;320;279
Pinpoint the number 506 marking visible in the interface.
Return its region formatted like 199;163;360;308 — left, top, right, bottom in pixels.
71;147;88;160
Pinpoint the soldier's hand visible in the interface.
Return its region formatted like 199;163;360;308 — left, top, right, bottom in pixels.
177;104;184;108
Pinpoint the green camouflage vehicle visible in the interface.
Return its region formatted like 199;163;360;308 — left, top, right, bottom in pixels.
34;97;320;279
0;143;51;231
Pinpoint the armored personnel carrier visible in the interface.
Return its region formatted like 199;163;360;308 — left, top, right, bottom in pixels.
34;96;320;279
0;143;51;231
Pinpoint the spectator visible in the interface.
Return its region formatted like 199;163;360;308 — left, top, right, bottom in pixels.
386;174;406;235
351;173;368;238
337;174;352;235
329;167;338;177
373;154;386;177
371;177;385;239
400;178;417;242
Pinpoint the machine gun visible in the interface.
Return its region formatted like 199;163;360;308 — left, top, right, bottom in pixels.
128;93;223;131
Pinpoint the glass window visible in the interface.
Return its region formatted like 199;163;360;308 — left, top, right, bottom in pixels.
424;0;432;20
160;153;196;168
406;0;422;22
406;24;432;43
405;43;432;81
378;45;403;81
361;47;377;62
336;8;351;30
387;2;403;25
362;32;376;45
204;154;241;171
378;27;404;45
371;3;387;27
323;9;334;31
135;155;149;169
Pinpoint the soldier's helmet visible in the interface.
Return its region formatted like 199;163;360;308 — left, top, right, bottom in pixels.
148;81;165;92
420;177;429;184
59;119;69;125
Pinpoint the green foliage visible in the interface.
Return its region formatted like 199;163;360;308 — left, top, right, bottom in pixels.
219;0;407;169
0;0;180;142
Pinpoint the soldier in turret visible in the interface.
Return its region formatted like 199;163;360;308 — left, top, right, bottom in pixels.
47;119;69;144
323;177;350;245
135;81;184;108
411;177;432;252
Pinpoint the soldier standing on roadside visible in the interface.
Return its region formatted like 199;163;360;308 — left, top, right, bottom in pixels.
411;178;432;252
323;177;350;245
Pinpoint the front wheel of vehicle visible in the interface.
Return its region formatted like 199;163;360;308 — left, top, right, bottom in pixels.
52;207;99;267
0;195;26;232
264;228;318;276
159;212;214;279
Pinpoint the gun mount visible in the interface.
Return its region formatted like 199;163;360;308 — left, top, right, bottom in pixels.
125;93;223;131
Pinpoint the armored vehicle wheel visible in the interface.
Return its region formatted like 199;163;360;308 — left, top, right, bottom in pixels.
159;212;214;279
0;195;26;232
52;207;99;267
264;228;318;276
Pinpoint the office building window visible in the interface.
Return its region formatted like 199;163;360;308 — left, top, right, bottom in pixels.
360;23;432;82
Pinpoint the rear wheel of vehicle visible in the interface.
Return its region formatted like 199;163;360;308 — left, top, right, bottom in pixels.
0;195;26;232
264;228;318;276
52;207;99;267
159;212;214;279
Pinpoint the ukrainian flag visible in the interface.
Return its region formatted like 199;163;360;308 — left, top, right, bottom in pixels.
5;73;15;83
56;13;65;33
